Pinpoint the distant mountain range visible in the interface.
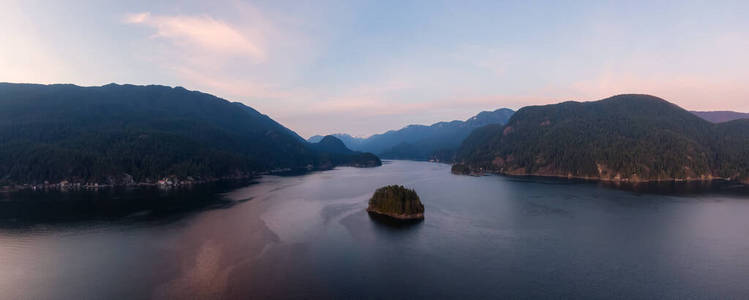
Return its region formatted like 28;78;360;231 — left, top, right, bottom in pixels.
308;108;514;161
453;94;749;183
691;111;749;123
0;83;380;187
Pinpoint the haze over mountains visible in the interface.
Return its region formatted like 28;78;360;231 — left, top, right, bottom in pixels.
0;83;379;186
691;111;749;123
308;108;515;161
453;94;749;183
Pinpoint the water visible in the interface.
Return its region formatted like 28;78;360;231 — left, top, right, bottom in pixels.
1;160;749;299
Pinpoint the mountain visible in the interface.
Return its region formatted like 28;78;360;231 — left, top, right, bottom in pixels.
310;135;381;167
307;135;324;143
453;94;749;183
691;111;749;123
0;83;380;187
307;133;365;149
463;108;517;127
308;108;514;161
312;135;352;154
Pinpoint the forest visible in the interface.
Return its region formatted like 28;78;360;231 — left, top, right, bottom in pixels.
0;83;380;186
454;94;749;183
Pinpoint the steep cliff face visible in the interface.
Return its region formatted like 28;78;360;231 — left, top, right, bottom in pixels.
454;94;749;183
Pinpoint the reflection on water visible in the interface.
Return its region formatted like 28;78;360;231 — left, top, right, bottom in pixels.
1;161;748;299
366;212;425;229
598;179;749;195
502;175;749;196
0;180;254;230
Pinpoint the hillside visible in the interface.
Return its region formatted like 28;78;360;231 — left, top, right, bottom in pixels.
308;133;364;150
453;94;749;183
310;135;381;168
307;108;514;161
691;111;749;123
0;83;380;187
312;135;353;154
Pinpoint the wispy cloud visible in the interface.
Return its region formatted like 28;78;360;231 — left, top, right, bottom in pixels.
112;2;749;137
124;12;265;62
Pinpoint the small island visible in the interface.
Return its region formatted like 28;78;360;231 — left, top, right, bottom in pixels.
367;185;425;220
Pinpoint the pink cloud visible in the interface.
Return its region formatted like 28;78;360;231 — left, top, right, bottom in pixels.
124;12;265;62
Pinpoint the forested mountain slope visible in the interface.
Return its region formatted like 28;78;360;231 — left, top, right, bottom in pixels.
0;83;379;186
453;94;749;183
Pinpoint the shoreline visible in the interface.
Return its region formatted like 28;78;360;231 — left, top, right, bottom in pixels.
0;163;383;193
451;165;745;185
0;176;257;193
366;208;424;220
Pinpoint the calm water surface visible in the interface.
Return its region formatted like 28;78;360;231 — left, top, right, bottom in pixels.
1;160;749;299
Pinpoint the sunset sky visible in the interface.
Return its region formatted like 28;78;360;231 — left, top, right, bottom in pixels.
2;0;748;137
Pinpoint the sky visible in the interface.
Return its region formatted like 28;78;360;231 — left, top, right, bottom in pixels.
2;0;749;138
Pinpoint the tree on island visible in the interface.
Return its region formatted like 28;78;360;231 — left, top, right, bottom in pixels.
367;185;425;220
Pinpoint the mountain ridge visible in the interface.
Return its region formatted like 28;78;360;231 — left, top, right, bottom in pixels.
307;108;514;160
0;82;380;188
453;94;749;183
